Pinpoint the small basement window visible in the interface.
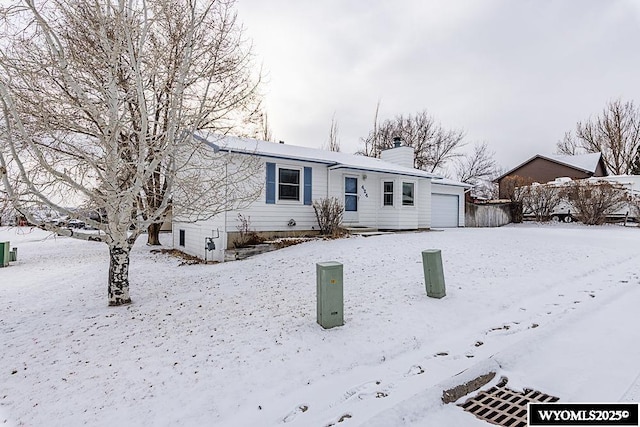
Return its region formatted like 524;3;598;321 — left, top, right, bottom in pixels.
402;182;414;206
383;181;394;206
278;168;300;201
179;229;185;246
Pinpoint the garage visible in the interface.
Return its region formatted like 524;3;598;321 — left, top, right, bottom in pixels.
431;193;459;228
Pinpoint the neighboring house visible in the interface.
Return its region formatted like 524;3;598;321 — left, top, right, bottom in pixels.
173;135;470;262
495;153;607;199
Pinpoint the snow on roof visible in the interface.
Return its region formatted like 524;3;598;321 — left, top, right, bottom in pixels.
431;177;472;188
495;152;604;181
196;133;470;186
546;152;602;173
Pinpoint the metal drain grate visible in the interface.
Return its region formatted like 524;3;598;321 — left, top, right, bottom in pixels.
459;377;559;427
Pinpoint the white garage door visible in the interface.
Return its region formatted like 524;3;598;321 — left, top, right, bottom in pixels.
431;194;459;228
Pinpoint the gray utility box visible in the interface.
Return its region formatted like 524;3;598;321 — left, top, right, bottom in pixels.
0;242;10;268
316;261;344;329
422;249;446;298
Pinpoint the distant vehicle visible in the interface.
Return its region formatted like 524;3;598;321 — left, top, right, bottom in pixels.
67;219;86;229
522;176;639;223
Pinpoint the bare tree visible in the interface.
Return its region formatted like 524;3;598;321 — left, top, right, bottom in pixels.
324;113;340;152
0;192;10;226
557;99;640;174
359;100;382;158
258;110;274;142
455;142;497;183
0;0;262;306
556;131;579;156
454;142;499;199
631;147;640;175
359;109;465;173
499;175;535;223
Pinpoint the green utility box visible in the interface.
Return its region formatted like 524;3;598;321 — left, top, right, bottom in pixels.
422;249;446;298
0;242;10;268
316;261;344;329
9;247;17;262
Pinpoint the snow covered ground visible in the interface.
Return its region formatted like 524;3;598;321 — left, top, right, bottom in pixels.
1;223;639;426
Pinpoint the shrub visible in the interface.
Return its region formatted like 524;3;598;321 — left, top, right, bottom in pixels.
233;214;264;248
521;183;563;222
312;197;344;237
501;175;534;202
561;180;629;225
501;175;534;223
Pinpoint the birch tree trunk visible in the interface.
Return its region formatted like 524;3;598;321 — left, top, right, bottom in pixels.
108;245;132;306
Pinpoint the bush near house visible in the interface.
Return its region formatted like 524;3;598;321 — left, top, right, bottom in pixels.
312;197;344;237
233;214;265;248
520;183;563;222
561;181;630;225
501;175;535;223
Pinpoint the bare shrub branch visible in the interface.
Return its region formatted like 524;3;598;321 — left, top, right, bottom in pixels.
312;197;344;237
520;184;563;222
561;180;629;225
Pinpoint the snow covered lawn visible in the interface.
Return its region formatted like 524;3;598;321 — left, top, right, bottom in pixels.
1;224;639;426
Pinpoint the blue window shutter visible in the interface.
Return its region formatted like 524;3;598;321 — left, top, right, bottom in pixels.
266;162;276;204
303;167;312;205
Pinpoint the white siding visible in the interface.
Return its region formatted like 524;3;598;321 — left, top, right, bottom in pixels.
171;147;468;260
431;183;466;227
229;158;328;234
418;179;432;229
173;216;227;262
328;171;430;230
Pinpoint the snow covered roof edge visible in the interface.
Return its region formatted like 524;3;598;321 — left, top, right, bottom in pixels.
195;133;471;187
495;152;604;181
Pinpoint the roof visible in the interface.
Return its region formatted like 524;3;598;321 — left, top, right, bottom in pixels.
196;133;470;186
495;152;604;181
547;153;603;173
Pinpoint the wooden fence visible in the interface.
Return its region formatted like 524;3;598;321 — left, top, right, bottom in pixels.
465;203;512;227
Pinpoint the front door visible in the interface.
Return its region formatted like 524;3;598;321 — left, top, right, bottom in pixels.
344;176;358;223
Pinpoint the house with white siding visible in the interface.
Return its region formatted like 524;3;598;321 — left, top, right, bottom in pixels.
173;134;470;262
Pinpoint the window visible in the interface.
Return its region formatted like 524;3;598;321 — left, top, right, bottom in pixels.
179;229;185;246
383;181;394;206
278;168;300;201
345;177;358;211
402;182;414;206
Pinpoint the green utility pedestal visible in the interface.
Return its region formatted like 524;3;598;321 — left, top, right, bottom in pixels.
0;242;10;268
422;249;446;298
316;261;344;329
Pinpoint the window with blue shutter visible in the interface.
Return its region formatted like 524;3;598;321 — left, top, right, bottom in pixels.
278;168;300;200
303;167;312;205
266;162;276;204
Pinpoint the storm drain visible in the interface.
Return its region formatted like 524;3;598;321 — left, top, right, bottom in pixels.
459;377;559;427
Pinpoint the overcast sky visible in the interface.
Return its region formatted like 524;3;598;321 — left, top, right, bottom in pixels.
235;0;640;172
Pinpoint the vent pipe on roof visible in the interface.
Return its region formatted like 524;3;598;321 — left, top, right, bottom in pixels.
393;136;402;148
